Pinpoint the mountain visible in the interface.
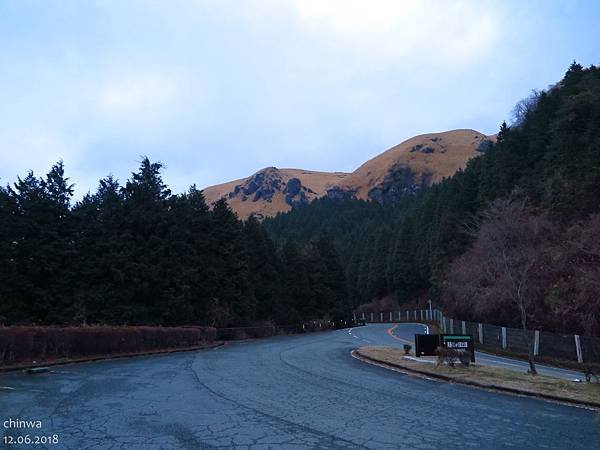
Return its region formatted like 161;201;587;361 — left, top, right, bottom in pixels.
203;168;351;220
203;129;496;219
264;63;600;336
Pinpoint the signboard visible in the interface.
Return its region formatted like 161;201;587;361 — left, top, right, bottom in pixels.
414;334;440;357
441;334;475;362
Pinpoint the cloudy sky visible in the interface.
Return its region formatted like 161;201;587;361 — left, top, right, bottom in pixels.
1;0;599;197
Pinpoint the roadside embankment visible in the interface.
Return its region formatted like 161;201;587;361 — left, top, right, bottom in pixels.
0;325;217;372
354;346;600;409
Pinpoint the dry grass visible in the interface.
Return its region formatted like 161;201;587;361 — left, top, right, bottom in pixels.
202;129;494;218
358;346;600;407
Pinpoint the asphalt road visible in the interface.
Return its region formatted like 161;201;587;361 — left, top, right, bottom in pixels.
1;323;599;449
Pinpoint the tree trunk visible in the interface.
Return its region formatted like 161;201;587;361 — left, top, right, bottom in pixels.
519;304;537;375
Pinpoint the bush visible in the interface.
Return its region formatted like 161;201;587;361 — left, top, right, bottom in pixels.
403;344;412;355
436;346;459;367
582;363;600;383
459;351;472;367
0;325;216;366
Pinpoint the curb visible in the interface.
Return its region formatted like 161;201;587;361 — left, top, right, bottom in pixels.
352;349;600;410
0;342;225;374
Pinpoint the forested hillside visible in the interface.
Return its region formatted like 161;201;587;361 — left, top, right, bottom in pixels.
3;62;599;335
265;62;600;335
0;159;350;326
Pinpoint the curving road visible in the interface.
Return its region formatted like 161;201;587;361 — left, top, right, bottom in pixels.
0;323;599;449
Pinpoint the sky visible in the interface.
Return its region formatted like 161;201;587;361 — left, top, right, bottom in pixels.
1;0;599;197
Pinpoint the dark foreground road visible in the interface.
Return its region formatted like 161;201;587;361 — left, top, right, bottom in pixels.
1;324;599;449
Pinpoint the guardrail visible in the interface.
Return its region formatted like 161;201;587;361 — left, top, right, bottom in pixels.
216;319;364;341
354;309;600;364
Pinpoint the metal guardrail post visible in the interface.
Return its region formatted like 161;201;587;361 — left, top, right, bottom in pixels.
575;335;583;363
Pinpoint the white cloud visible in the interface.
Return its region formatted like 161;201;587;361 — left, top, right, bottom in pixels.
94;72;186;118
0;127;81;183
295;0;418;33
291;0;500;66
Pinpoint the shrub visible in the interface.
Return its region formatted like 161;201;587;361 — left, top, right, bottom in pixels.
582;363;600;383
0;325;216;366
436;346;459;367
459;351;472;367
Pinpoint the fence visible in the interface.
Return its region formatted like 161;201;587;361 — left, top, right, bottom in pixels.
354;309;600;364
216;318;363;341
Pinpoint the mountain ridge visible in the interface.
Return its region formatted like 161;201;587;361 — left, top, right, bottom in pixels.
203;128;496;219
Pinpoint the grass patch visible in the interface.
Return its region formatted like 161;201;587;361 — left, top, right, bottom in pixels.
357;346;600;407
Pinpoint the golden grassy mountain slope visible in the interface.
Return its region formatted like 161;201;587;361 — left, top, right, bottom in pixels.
338;129;496;201
203;168;350;220
202;129;495;219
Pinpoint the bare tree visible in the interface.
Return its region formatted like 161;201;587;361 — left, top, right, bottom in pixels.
447;205;600;343
449;193;556;374
511;89;542;127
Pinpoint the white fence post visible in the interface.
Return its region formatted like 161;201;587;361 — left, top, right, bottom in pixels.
414;310;417;320
398;311;401;321
380;312;383;322
389;311;393;322
370;312;373;322
478;323;483;344
461;321;466;335
534;330;540;356
406;310;409;321
501;327;507;349
353;313;356;322
575;335;583;363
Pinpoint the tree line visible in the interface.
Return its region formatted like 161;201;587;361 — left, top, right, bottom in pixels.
0;159;349;326
265;62;600;336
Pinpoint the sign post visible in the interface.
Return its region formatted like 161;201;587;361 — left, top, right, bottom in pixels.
440;334;475;362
